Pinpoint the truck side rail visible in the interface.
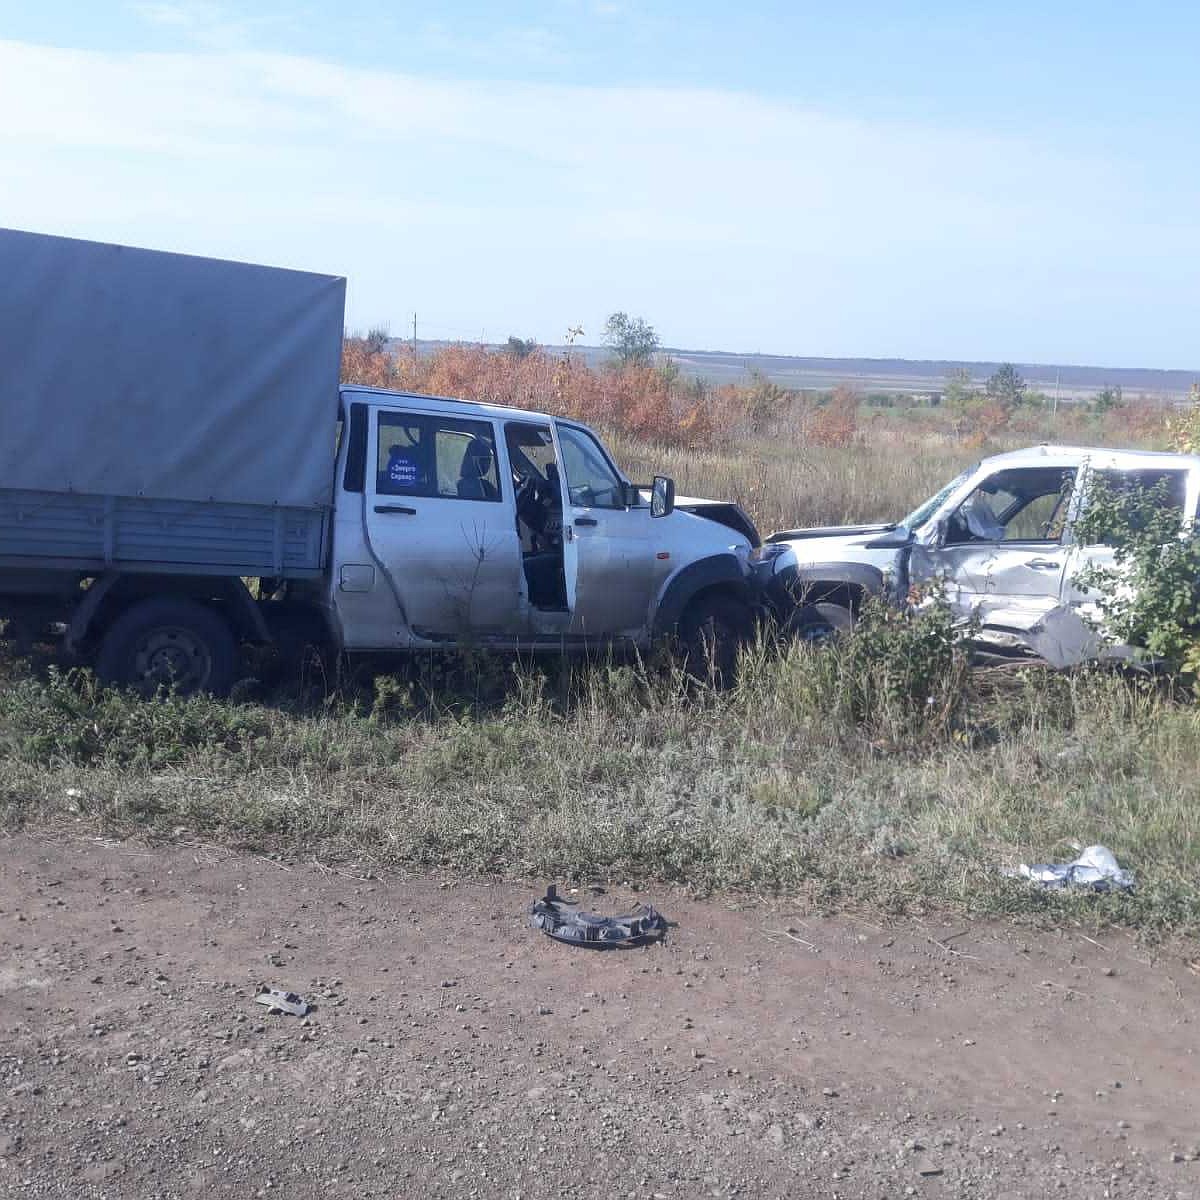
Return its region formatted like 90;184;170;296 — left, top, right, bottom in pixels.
0;488;328;579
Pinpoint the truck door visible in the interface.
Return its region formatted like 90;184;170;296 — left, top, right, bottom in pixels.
364;406;524;641
553;421;657;637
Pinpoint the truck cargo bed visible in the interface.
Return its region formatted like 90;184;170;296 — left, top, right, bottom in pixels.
0;228;345;512
0;489;327;578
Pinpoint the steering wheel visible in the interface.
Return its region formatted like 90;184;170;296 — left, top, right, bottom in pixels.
516;473;559;538
516;473;538;515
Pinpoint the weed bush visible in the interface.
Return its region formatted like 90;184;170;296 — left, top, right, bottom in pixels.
734;596;971;747
1074;478;1200;676
0;668;270;767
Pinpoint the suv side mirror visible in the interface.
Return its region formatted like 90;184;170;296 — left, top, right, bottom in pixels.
650;475;675;519
620;481;641;509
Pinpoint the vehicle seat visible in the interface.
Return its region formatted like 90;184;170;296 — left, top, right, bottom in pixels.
524;551;566;609
457;438;499;501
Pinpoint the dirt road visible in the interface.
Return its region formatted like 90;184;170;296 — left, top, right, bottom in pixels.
1;835;1197;1198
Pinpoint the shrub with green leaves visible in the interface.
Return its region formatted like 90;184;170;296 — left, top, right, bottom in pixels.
755;593;972;744
1072;477;1200;674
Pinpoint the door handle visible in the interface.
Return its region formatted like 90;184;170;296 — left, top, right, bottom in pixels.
375;505;417;515
1025;558;1060;569
574;517;598;527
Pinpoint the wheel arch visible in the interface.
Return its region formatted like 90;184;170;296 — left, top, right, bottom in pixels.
652;553;756;640
66;572;269;653
766;561;886;623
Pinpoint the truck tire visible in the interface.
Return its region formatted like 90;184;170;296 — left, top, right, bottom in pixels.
789;601;855;644
679;593;754;687
95;597;238;698
259;607;334;688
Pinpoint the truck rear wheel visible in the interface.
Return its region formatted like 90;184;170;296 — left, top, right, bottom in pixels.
95;597;238;698
679;594;753;687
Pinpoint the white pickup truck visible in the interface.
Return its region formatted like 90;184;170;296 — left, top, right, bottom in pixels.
758;444;1199;666
0;230;763;693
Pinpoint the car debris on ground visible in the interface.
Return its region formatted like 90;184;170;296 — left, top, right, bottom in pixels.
1010;844;1134;892
254;986;311;1016
529;884;668;948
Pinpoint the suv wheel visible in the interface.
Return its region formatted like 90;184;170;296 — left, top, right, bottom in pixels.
789;601;855;644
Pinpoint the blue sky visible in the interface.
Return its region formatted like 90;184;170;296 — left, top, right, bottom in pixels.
1;1;1198;367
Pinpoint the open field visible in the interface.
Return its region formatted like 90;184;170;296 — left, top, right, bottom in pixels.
3;343;1200;937
6;345;1200;932
416;339;1200;402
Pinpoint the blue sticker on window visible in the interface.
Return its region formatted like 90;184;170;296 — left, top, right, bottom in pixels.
387;447;422;490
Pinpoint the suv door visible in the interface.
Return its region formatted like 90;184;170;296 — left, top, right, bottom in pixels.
364;406;524;641
554;422;657;637
918;464;1078;622
1062;463;1191;628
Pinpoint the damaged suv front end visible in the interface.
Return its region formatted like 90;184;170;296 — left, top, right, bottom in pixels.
757;447;1199;666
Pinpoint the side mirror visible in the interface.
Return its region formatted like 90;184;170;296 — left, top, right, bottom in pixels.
650;475;675;519
620;481;641;509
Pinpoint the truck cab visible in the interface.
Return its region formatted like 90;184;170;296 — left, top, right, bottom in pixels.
759;445;1200;666
320;387;761;663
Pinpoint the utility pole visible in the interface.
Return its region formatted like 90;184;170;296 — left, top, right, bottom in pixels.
1052;368;1060;421
412;312;417;354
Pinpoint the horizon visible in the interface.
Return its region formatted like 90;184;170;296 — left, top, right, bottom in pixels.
386;332;1200;383
3;3;1199;368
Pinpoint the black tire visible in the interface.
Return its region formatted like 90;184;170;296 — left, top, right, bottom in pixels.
95;597;238;698
789;601;855;644
258;608;335;690
678;593;754;687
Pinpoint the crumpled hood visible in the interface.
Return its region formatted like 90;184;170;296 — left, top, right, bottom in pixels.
674;494;722;507
766;523;904;562
673;496;761;548
767;522;893;544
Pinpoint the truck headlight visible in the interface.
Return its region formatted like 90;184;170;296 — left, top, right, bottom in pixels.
749;543;788;566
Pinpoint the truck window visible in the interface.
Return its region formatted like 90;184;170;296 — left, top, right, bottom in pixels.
557;425;624;509
376;412;501;502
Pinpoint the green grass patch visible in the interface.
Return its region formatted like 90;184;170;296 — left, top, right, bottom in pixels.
3;625;1200;938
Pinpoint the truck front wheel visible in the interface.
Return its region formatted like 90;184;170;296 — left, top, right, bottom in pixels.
679;593;754;687
95;597;238;698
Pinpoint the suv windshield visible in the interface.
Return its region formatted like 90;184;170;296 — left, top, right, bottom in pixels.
902;467;975;531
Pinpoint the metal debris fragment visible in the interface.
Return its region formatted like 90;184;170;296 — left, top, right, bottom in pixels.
254;986;310;1016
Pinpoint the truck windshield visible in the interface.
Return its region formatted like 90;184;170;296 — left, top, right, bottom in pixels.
901;467;975;531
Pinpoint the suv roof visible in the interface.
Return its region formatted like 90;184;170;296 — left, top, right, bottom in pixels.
981;443;1200;471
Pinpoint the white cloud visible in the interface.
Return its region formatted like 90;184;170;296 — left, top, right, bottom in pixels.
129;0;291;49
0;36;1188;360
415;20;569;67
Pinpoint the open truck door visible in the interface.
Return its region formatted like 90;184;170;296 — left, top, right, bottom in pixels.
552;421;661;638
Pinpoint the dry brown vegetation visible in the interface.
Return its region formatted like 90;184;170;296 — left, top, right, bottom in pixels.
342;337;1179;533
